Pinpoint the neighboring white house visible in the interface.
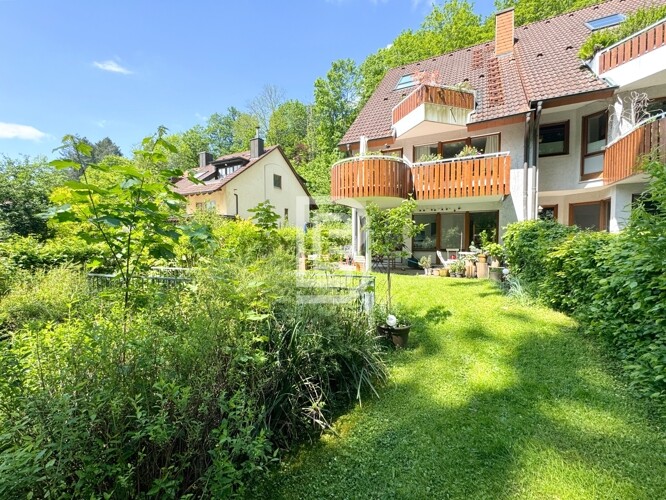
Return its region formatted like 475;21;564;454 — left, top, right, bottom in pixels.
174;134;313;228
330;0;666;267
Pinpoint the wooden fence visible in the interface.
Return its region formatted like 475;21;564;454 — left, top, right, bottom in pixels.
599;19;666;73
604;117;666;185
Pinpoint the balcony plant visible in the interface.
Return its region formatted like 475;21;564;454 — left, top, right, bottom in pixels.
366;198;423;347
455;145;480;158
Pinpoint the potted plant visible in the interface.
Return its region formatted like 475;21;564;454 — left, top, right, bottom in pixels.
418;255;432;275
366;198;423;347
450;259;465;277
483;242;505;268
375;304;412;348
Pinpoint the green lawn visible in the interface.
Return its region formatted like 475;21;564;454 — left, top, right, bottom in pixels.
258;275;666;499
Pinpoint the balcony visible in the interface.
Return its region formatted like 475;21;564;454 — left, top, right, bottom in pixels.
331;156;412;206
604;115;666;185
392;84;475;139
412;153;511;200
594;18;666;89
330;153;511;207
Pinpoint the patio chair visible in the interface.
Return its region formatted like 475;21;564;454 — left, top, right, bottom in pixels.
436;250;447;266
445;248;460;260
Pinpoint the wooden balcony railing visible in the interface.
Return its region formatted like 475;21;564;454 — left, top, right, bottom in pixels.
599;19;666;74
604;116;666;185
411;154;511;200
392;84;475;124
331;156;412;201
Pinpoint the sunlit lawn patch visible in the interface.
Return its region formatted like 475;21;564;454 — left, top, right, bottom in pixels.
259;275;666;499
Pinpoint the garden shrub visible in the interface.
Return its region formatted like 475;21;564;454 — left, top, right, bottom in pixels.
0;266;89;332
0;245;386;497
502;219;577;294
0;235;105;271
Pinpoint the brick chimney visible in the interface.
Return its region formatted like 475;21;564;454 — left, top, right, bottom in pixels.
199;151;213;168
250;126;264;159
495;8;515;57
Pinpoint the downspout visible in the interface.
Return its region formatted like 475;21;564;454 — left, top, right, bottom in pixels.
532;101;543;220
233;190;239;216
523;111;531;220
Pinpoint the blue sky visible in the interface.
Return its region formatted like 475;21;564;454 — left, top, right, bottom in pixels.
0;0;496;159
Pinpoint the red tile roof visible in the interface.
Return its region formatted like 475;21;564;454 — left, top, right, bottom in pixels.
341;0;665;145
174;146;278;196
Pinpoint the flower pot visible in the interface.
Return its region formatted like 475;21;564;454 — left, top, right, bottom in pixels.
432;269;440;276
377;324;411;348
440;268;449;277
489;267;503;282
491;258;501;268
477;254;487;263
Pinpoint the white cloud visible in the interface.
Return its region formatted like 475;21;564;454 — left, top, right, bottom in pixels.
0;122;47;140
93;60;132;75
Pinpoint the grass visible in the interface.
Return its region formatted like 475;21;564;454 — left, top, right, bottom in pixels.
256;275;666;499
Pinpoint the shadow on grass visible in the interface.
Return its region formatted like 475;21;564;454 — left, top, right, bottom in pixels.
263;318;666;498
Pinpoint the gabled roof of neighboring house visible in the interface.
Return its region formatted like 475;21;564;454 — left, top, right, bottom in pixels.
341;0;662;146
174;145;316;205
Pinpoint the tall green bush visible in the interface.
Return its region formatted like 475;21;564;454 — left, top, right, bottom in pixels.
502;219;577;294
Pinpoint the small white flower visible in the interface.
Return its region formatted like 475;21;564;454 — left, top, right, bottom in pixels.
386;315;397;327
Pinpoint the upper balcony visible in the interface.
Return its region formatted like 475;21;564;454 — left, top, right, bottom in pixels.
593;18;666;90
604;114;665;185
331;156;412;208
411;153;511;200
330;152;511;207
391;84;475;139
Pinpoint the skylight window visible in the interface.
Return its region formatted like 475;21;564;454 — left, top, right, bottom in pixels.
395;74;416;90
585;13;625;31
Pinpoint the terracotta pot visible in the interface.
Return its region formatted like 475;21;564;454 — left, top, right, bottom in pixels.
478;254;487;263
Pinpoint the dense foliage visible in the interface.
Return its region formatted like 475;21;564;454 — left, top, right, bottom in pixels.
503;158;666;403
0;156;67;239
578;4;666;59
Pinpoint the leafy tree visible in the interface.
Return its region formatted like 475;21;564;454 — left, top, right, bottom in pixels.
165;125;211;171
494;0;602;28
58;135;123;178
296;150;341;197
205;108;259;155
366;199;422;312
47;128;191;317
360;0;491;105
267;100;309;163
0;155;66;239
312;59;361;154
248;84;286;136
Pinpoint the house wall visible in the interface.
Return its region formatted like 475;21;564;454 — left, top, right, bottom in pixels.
224;152;311;228
184;191;228;215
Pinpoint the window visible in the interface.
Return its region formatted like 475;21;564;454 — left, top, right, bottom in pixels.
442;140;467;158
195;200;216;212
273;174;282;189
539;122;569;157
395;74;416;90
414;144;438;162
632;192;658;215
440;214;465;249
570;200;610;231
284;208;289;221
582;111;608;179
647;97;666;117
413;134;501;162
539;205;558;221
585;13;625;31
413;215;437;250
